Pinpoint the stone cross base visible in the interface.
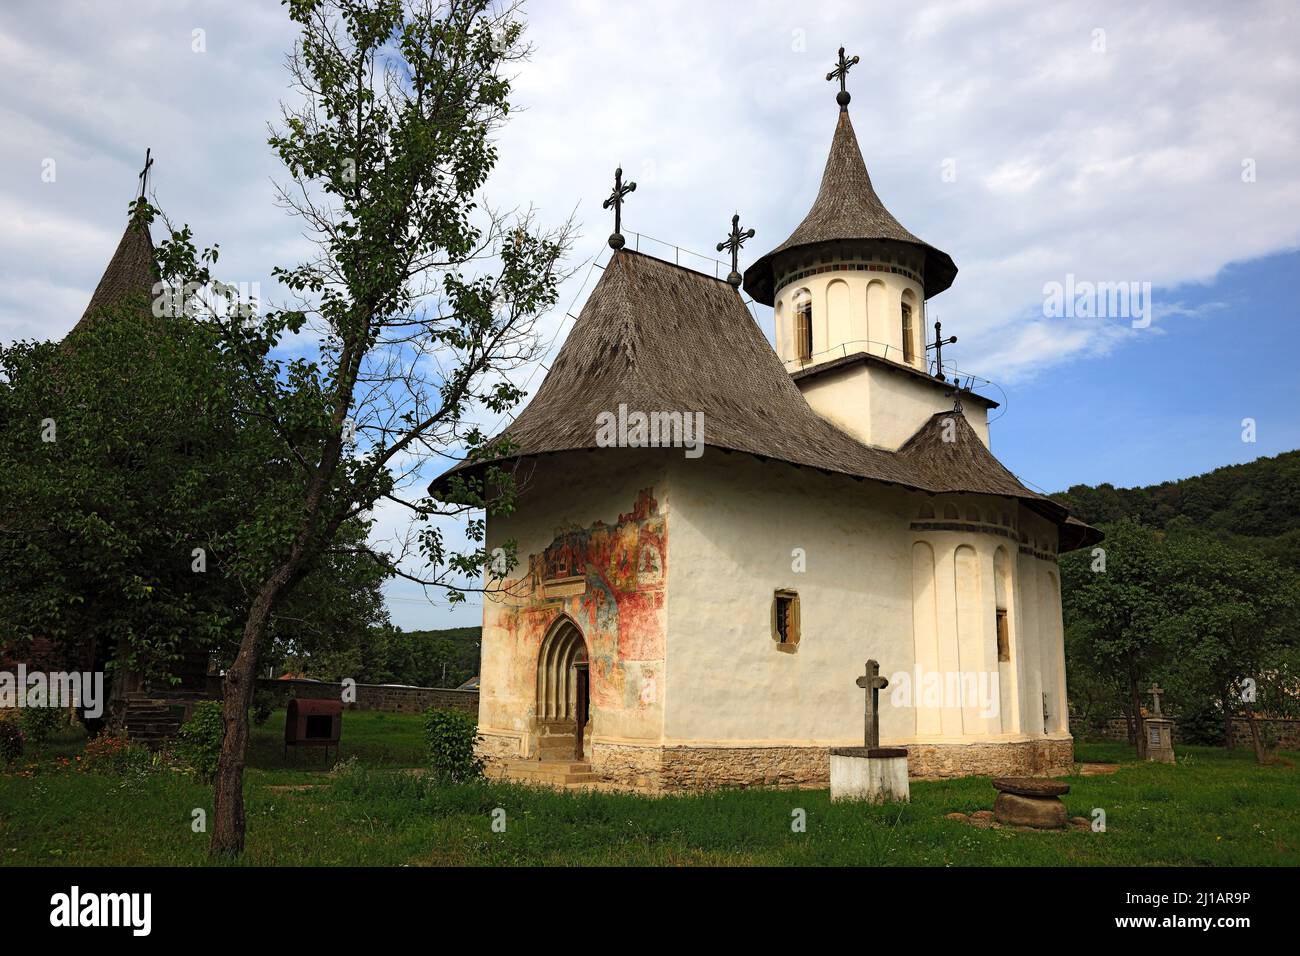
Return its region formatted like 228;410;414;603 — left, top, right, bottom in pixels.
1144;718;1176;764
829;747;910;804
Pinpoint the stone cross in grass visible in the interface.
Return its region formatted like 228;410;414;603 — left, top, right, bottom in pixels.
1149;683;1164;717
856;659;889;749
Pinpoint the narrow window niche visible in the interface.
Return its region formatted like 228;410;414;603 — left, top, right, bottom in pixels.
773;589;801;651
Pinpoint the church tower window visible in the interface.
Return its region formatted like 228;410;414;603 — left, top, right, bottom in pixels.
793;289;813;362
901;301;914;364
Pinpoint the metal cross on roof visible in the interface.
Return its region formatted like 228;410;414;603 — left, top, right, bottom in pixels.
137;147;154;200
855;659;890;749
603;166;637;250
715;213;755;289
826;46;860;110
927;319;957;382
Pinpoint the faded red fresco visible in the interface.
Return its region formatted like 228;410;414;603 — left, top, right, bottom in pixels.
501;488;666;711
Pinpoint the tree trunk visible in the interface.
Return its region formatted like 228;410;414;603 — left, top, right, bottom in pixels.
1129;676;1146;759
1245;710;1268;764
209;572;290;857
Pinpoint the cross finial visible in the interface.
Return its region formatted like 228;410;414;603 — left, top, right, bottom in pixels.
137;147;154;201
715;213;756;289
602;166;637;250
1149;683;1164;717
826;46;860;110
926;319;958;382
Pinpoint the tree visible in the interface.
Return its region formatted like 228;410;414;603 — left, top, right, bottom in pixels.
148;0;571;856
1060;520;1174;758
1158;531;1300;763
0;292;392;721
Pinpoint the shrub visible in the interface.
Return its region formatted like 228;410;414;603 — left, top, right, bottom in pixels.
424;707;484;783
176;701;225;781
251;691;275;727
1179;700;1226;747
19;706;61;748
80;732;155;775
0;718;24;764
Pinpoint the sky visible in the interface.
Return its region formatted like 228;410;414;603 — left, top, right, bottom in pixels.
1;0;1297;630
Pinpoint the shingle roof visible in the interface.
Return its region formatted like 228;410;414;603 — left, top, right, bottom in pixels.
433;249;1099;551
743;109;957;306
70;218;156;335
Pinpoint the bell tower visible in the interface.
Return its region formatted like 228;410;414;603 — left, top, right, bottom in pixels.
742;49;995;450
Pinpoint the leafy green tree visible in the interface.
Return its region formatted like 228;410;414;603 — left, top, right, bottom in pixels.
1157;531;1299;763
0;289;391;724
1061;520;1175;758
147;0;572;856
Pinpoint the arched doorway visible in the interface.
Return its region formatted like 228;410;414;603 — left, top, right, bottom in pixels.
535;616;590;760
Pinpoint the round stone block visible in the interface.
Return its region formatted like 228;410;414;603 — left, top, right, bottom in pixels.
993;791;1067;829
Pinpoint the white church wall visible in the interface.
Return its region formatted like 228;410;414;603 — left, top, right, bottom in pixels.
866;369;991;450
797;359;991;451
658;456;1072;762
663;451;919;748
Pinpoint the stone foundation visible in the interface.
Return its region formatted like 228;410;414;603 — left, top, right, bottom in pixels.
477;730;528;762
906;737;1073;779
482;733;1073;790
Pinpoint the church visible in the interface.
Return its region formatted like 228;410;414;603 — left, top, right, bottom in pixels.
438;53;1101;789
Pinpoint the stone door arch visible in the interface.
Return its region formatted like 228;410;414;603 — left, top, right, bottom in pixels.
535;616;590;760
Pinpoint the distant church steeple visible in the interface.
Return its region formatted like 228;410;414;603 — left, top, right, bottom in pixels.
69;152;158;338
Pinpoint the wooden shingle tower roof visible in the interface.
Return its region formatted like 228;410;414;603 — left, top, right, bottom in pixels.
742;107;957;306
69;217;157;337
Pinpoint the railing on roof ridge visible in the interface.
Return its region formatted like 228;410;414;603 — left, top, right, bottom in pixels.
627;230;731;277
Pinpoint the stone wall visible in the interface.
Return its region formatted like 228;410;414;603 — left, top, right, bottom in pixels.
577;737;1073;791
1093;715;1300;750
204;676;478;714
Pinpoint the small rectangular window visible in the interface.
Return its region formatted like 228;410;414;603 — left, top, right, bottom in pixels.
901;302;914;364
773;589;800;647
996;608;1010;662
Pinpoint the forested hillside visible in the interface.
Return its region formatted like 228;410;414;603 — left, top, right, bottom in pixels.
1056;450;1300;569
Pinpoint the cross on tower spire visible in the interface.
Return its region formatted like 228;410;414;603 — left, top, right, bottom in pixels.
602;166;637;250
137;147;154;201
826;46;860;110
715;213;755;289
927;319;958;382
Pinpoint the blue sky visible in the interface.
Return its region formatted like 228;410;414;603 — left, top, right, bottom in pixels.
991;250;1300;494
1;1;1297;630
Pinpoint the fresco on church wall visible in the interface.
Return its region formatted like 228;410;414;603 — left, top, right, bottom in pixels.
500;487;666;714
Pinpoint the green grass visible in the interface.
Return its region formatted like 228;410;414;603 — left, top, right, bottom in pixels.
2;713;1297;866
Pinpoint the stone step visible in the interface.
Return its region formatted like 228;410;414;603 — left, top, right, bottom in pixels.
492;760;599;787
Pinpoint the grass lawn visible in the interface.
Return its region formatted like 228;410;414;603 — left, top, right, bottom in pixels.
1;711;1296;866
